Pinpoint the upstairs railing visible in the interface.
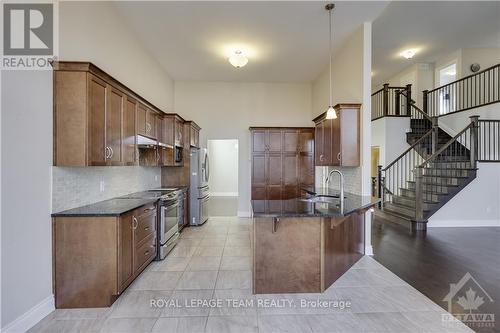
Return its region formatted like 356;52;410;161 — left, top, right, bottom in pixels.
478;119;500;161
424;63;500;117
396;89;434;134
371;84;411;120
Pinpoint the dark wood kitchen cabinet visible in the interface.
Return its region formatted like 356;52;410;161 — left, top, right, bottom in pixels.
313;103;360;167
184;121;201;148
250;127;314;200
53;203;157;308
53;62;164;167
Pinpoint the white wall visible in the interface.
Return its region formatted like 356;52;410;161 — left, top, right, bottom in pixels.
371;117;411;167
208;140;239;196
1;1;175;331
1;71;54;331
59;1;174;111
174;82;313;216
428;163;500;227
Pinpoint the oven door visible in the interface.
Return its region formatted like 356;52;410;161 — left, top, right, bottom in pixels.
160;202;179;245
199;195;210;224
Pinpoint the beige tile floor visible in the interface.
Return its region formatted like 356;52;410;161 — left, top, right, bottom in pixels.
29;216;473;333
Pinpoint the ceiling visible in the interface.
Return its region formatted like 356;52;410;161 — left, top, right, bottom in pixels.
114;1;388;82
372;1;500;85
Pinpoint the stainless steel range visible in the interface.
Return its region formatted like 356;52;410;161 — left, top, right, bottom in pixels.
120;188;183;260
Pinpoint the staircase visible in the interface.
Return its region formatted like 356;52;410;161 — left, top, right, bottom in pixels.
374;63;500;230
383;118;477;223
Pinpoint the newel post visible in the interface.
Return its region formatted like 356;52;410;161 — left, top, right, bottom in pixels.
377;165;383;209
415;166;424;222
470;116;479;168
422;90;429;115
431;117;439;154
383;84;389;116
405;84;412;116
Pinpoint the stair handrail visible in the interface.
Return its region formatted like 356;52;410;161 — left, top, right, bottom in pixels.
427;63;499;94
396;90;433;122
417;119;477;169
413;116;479;222
382;129;433;172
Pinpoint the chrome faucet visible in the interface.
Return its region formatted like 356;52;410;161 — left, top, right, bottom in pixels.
325;169;344;211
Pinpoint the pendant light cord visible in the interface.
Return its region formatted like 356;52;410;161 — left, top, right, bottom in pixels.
328;5;333;107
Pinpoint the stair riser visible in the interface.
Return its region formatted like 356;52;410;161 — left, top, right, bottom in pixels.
400;189;441;202
422;169;471;177
421;177;461;186
429;162;472;169
392;196;436;211
407;183;452;193
384;203;415;218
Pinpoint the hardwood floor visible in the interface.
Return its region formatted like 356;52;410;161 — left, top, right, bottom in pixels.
372;214;500;333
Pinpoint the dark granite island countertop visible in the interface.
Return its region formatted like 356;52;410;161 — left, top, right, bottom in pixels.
251;188;379;218
51;198;159;217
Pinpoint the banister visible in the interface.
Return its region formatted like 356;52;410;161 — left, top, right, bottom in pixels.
427;63;500;94
418;122;474;168
396;90;433;122
382;129;433;171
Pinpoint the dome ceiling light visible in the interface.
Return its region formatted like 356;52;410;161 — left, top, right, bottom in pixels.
228;50;248;68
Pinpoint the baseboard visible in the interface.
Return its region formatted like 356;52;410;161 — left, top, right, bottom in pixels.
427;219;500;228
210;192;238;197
237;211;252;218
365;245;374;256
2;295;54;333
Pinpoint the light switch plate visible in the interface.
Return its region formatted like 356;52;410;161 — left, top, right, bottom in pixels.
99;180;105;192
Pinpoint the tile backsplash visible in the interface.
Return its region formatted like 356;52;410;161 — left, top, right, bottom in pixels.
315;166;362;195
52;166;161;212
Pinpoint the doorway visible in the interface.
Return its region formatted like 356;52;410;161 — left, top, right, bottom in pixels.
207;139;239;216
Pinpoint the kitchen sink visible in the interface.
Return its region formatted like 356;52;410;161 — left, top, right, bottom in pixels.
300;195;341;204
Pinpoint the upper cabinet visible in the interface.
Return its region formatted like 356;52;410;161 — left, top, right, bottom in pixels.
53;61;200;168
313;103;360;167
184;121;201;148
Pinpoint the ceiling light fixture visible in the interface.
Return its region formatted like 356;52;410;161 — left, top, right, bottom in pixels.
401;49;416;60
325;3;337;120
228;50;248;68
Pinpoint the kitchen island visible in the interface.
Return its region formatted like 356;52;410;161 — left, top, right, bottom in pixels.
251;189;378;294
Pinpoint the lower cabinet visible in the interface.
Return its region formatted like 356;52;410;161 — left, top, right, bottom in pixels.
53;203;157;308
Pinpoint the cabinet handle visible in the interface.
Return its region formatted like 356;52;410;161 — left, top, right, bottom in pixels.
105;147;110;159
144;227;149;231
337;153;341;161
144;250;150;256
319;154;324;162
272;217;280;233
109;147;114;158
132;217;138;229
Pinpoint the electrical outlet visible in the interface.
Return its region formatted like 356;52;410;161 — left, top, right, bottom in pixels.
99;180;105;192
155;175;158;182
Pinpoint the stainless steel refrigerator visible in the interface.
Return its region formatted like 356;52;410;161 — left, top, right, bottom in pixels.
189;147;209;226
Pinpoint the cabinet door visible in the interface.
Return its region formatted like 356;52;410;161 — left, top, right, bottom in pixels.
123;97;137;165
194;128;200;148
164;116;174;147
106;87;124;165
332;117;341;166
323;119;333;165
175;118;183;146
298;155;314;186
283;130;299;153
252;154;267;187
268;153;282;201
340;108;360;166
252;130;267;153
88;75;107;165
314;122;323;166
283;154;298;187
118;212;134;292
137;104;147;136
299;130;314;154
268;130;282;153
145;109;156;139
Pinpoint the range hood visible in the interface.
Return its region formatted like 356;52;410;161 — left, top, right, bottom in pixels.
137;135;157;148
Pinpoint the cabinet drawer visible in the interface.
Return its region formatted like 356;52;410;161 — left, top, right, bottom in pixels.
134;234;156;273
134;209;156;246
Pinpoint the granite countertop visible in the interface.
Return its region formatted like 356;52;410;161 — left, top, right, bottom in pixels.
51;198;159;217
251;187;380;218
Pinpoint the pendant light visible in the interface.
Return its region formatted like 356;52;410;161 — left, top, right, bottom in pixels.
325;3;337;120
